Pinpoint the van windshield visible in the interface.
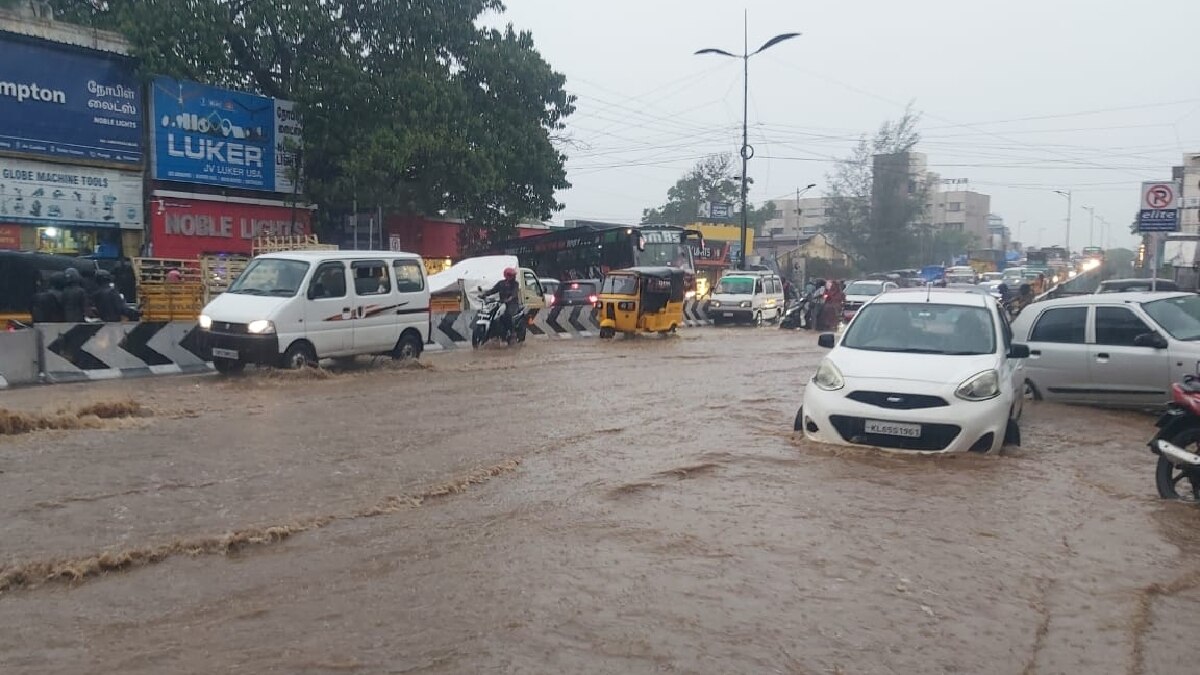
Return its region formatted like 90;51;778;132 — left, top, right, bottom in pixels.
228;258;310;297
717;277;754;294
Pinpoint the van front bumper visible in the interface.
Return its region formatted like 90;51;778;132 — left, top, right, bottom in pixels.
202;330;280;366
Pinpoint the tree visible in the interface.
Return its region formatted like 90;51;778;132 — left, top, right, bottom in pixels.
825;106;925;271
51;0;574;242
641;153;775;235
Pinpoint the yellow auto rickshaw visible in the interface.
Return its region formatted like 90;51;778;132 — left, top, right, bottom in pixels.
597;266;688;338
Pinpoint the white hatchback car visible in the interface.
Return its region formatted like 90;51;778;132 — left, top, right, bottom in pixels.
796;288;1028;454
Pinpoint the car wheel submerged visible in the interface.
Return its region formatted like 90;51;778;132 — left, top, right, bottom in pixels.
281;342;317;370
393;333;423;360
754;311;763;328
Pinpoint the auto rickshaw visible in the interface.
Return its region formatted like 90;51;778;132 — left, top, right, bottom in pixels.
596;266;688;338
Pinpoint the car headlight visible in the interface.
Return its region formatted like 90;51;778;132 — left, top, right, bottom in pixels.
740;301;752;308
956;370;1000;401
711;300;721;308
812;359;845;391
247;319;276;334
198;314;212;330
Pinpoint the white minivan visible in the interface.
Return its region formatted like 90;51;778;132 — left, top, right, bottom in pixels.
708;271;786;326
199;251;430;373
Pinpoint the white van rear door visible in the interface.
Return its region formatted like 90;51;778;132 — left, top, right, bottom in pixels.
392;258;430;341
350;259;399;352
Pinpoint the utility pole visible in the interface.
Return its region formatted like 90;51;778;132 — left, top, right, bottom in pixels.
696;17;801;270
1082;205;1095;249
1054;190;1072;256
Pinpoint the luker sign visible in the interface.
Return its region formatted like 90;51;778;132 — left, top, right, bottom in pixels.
149;77;300;193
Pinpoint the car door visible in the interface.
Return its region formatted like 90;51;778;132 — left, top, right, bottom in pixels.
349;259;396;352
996;306;1024;415
392;257;429;339
521;269;546;311
1022;305;1090;403
1087;305;1171;406
303;261;351;356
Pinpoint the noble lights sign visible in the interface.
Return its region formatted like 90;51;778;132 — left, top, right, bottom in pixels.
151;196;311;258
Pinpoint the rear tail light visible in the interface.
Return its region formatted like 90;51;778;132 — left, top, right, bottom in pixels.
589;294;598;304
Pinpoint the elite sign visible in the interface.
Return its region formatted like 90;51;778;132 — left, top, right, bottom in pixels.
150;77;300;193
1138;181;1180;233
0;34;142;165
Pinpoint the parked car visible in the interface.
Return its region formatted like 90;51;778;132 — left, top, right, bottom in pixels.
553;279;600;307
1010;292;1200;408
841;279;898;323
1096;278;1179;294
797;288;1027;454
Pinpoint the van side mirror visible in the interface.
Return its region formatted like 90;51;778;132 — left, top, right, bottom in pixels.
1008;343;1031;359
1133;332;1169;349
817;333;836;349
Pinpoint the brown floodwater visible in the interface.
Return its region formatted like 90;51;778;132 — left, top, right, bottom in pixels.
1;327;1198;674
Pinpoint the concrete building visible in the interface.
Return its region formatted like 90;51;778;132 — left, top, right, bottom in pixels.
925;188;992;243
763;196;832;237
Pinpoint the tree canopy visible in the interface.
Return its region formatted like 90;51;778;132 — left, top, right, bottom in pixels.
50;0;575;240
642;153;775;231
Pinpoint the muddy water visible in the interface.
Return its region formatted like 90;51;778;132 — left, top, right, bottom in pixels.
1;328;1199;674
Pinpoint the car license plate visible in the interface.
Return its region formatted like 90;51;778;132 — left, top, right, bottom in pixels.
212;347;239;360
865;419;922;438
723;312;734;318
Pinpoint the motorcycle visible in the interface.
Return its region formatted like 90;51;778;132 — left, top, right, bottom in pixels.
1148;376;1200;502
471;294;527;348
779;297;813;329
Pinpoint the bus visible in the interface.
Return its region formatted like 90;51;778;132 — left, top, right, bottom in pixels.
489;223;704;287
1082;246;1104;261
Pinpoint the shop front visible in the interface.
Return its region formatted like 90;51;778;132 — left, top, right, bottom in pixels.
149;192;312;259
0;156;143;256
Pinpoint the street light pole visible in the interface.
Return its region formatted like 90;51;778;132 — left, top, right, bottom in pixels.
1082;206;1095;249
1054;190;1072;256
697;15;800;270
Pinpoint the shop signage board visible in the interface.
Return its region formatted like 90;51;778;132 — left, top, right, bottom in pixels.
150;196;311;258
0;34;142;165
149;77;301;193
0;156;142;229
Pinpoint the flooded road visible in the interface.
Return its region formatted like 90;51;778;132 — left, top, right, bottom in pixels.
2;328;1199;674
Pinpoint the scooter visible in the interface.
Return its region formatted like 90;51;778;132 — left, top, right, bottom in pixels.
471;293;527;348
1148;376;1200;502
779;297;812;329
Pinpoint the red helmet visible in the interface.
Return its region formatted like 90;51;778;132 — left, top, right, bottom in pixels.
503;267;517;280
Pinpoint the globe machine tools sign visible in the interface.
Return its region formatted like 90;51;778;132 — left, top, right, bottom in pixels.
1138;181;1181;233
150;77;300;193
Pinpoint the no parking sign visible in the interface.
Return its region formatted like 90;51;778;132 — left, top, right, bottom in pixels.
1138;181;1180;232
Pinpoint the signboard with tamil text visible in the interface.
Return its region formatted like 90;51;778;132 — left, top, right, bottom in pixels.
150;77;301;193
0;34;142;165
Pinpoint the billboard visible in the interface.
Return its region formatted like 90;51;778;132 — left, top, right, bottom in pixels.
149;196;310;258
0;34;142;165
150;77;300;193
0;156;143;229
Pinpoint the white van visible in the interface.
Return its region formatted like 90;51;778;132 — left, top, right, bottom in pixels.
199;250;430;372
708;271;786;326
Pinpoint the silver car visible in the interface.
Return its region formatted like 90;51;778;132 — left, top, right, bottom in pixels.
1009;292;1200;408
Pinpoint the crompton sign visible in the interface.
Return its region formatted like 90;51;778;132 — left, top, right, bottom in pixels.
0;33;142;165
150;77;300;192
1138;180;1181;233
150;196;310;257
0;156;142;229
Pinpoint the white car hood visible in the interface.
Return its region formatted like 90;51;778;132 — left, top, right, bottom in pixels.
830;348;997;385
201;292;291;323
844;294;876;305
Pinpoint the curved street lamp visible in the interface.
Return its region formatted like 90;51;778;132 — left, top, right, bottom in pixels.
697;15;801;269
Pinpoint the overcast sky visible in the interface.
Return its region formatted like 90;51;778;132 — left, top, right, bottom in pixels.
483;0;1200;251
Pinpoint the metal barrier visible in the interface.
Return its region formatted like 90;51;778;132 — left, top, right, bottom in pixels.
0;330;41;388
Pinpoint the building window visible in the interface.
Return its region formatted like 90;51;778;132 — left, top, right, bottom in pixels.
772;209;783;219
948;202;962;212
769;227;785;236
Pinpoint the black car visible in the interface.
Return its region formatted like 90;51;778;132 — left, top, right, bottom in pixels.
553;279;600;307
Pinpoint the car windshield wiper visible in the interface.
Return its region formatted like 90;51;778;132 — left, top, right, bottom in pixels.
860;346;946;354
232;288;264;295
266;288;296;295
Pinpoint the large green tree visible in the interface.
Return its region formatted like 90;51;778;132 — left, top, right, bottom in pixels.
51;0;574;241
825;107;927;271
642;153;774;232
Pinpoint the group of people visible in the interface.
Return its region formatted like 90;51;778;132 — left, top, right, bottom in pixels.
797;278;846;331
30;266;140;324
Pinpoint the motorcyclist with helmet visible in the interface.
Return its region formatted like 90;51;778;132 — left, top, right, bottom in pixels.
92;269;141;322
61;267;90;323
481;267;523;340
